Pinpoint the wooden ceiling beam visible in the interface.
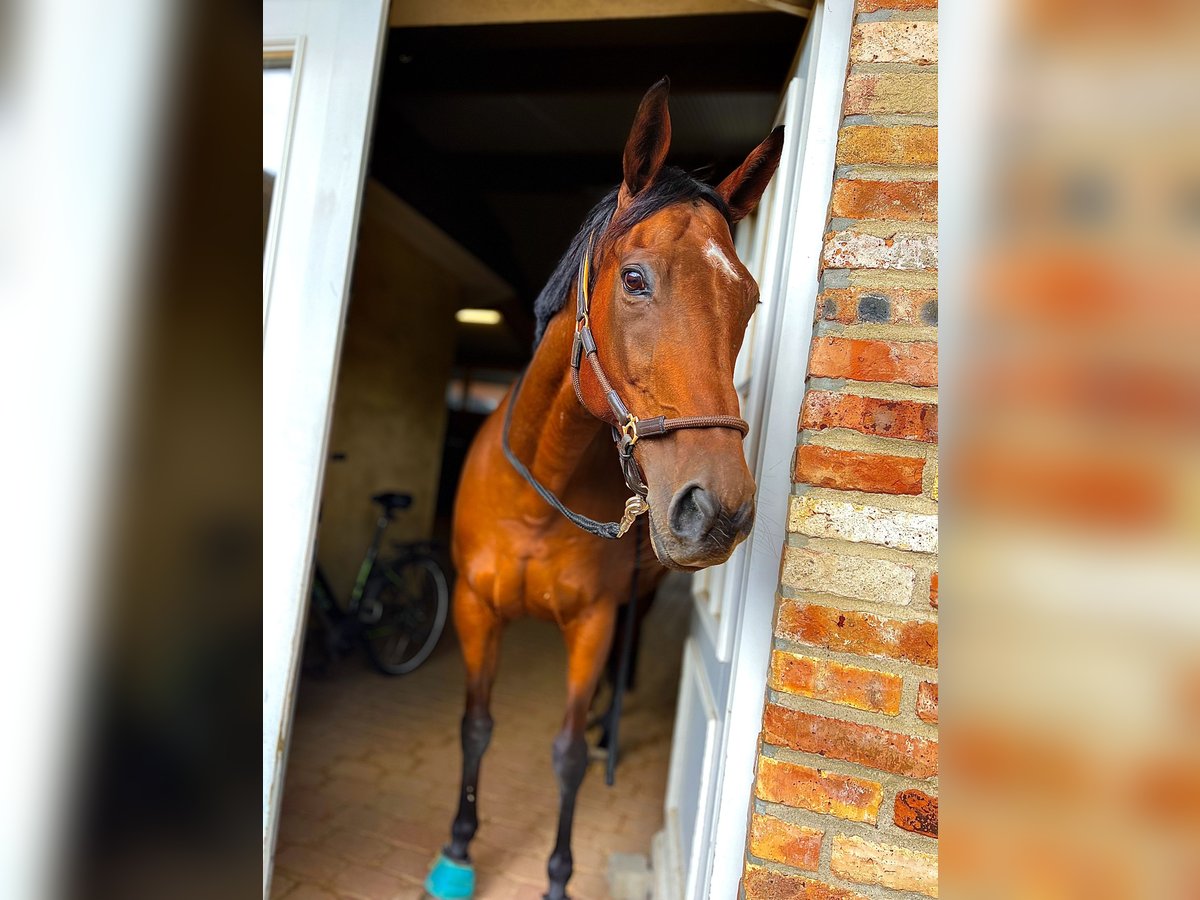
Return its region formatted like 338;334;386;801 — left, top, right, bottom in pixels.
389;0;781;29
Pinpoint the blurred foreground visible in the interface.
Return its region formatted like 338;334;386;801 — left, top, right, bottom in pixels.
943;1;1200;896
1;1;260;898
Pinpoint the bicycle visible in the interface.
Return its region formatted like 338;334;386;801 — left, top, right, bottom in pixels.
305;491;450;676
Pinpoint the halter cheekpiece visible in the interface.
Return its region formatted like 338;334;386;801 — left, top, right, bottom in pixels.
503;230;749;540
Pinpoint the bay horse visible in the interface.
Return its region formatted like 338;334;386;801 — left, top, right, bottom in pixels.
425;78;783;900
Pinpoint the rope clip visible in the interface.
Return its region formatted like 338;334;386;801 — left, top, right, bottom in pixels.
616;495;649;538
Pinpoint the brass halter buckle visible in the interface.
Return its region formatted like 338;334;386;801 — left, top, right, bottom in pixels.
616;494;649;539
620;414;640;445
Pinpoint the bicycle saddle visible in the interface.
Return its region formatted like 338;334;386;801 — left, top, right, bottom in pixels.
372;491;413;513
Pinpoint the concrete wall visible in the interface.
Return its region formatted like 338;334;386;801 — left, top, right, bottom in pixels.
742;2;939;898
315;189;461;593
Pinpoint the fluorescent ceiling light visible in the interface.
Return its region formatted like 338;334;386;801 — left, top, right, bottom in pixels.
455;308;503;325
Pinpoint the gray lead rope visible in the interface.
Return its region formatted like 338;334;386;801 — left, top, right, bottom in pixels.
500;371;624;540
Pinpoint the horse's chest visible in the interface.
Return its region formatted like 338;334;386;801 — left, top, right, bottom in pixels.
482;526;628;622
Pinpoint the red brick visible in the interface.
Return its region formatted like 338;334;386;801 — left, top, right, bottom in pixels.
823;228;937;271
763;706;938;778
744;863;871;900
831;835;938;897
831;179;937;223
962;445;1169;529
843;73;937;117
777;600;938;668
930;571;939;608
800;390;937;442
809;337;938;386
894;789;939;838
856;0;937;12
850;21;938;67
817;286;938;327
837;126;937;167
1127;755;1200;825
782;546;916;606
770;651;903;715
794;444;925;495
916;681;939;723
748;812;823;870
755;757;882;824
788;495;937;552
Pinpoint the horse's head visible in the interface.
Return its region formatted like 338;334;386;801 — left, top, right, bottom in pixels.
579;79;784;570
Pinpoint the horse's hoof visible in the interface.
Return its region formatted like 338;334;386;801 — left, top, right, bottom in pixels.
424;851;475;899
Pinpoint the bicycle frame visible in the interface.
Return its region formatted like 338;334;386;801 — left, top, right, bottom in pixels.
347;512;392;613
307;496;449;680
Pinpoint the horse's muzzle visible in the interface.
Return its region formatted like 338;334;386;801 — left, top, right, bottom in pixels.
650;482;754;570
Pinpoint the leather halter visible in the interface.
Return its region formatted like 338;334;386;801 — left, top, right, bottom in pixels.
503;231;749;540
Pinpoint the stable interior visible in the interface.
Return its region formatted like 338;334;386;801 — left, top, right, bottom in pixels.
269;10;804;899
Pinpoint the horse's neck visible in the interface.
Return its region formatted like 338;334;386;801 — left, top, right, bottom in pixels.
507;313;605;498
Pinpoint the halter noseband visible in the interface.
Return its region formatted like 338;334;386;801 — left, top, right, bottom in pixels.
503;230;749;540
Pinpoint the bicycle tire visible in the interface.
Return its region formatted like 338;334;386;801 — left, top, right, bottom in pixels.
360;555;449;676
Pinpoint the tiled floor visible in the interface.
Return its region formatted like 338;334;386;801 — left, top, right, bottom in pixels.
271;574;690;900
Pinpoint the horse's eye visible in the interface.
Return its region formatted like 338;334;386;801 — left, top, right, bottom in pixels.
621;267;648;295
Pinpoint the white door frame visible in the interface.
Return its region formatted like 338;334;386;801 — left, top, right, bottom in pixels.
262;0;389;895
661;72;807;900
705;2;854;894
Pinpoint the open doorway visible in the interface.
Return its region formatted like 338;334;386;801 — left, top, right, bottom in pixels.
269;9;808;899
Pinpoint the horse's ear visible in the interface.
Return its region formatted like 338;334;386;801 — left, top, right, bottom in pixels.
619;77;672;208
716;126;785;223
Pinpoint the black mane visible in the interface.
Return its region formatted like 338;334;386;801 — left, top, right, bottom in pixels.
531;167;732;346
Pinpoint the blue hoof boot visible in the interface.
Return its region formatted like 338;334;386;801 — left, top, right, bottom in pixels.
424;852;475;899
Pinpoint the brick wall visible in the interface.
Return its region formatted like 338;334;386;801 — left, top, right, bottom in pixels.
741;2;938;898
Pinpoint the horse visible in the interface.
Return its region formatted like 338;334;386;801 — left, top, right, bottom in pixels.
424;78;784;900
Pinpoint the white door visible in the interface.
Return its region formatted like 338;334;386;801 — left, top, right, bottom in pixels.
262;1;389;896
656;3;855;897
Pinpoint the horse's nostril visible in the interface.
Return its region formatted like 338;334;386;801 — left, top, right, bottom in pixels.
669;485;719;542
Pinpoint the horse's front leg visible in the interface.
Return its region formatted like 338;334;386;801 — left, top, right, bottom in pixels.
546;601;617;900
426;582;502;900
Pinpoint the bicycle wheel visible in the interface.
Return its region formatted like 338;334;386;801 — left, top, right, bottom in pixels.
360;555;449;675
